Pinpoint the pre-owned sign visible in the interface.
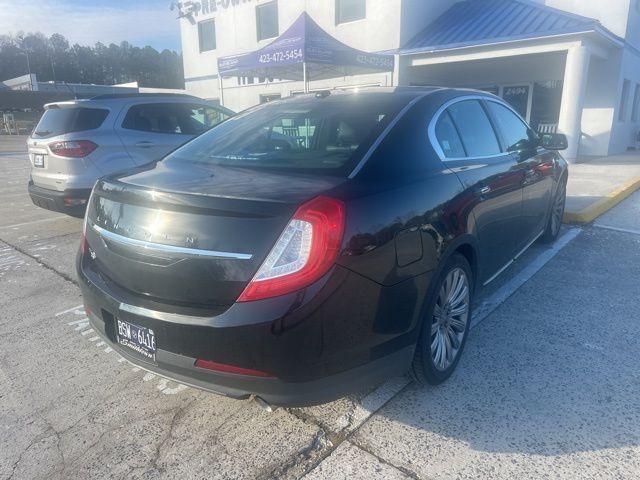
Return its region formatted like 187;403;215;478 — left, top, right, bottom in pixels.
175;0;252;18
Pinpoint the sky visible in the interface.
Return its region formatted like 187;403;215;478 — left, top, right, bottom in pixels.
0;0;182;51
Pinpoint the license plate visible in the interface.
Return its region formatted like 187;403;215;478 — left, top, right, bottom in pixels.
33;154;44;168
116;319;156;361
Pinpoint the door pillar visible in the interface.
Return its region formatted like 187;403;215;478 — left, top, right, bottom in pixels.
558;45;591;162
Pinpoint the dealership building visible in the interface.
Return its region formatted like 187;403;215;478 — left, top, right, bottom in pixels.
177;0;640;160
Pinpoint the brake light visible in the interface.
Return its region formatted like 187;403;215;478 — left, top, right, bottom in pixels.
194;359;275;378
49;140;97;158
237;196;345;302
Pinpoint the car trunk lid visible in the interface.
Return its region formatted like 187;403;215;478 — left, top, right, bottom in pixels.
84;162;346;307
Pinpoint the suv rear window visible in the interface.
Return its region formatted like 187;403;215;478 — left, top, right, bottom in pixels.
163;94;408;176
33;107;109;138
122;103;229;135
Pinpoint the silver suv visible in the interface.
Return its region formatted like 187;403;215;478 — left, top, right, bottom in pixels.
27;93;233;216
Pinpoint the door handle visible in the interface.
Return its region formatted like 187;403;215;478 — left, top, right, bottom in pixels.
474;186;491;197
135;141;155;148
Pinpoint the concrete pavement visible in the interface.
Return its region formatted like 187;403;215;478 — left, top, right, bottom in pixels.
306;191;640;479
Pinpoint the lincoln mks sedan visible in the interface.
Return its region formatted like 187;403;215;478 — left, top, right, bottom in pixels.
77;87;568;407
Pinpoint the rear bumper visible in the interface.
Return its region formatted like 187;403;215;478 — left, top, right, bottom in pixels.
28;181;91;217
77;251;429;407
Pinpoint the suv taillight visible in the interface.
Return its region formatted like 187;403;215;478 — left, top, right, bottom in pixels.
49;140;97;158
237;196;346;302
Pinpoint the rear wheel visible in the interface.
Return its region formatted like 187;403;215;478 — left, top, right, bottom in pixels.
411;254;473;385
540;178;566;243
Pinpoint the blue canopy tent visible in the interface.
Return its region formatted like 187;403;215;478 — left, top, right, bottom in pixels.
216;12;394;104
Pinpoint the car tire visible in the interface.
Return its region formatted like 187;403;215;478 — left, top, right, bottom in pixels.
411;253;473;385
540;178;567;244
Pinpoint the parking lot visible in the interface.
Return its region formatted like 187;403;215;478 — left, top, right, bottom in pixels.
1;134;640;479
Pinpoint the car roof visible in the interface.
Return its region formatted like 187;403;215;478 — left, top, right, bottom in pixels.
267;86;500;106
43;93;234;114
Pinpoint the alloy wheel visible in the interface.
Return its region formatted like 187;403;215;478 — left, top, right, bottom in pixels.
431;267;470;371
550;183;566;237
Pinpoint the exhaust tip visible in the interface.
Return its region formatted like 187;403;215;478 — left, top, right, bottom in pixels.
253;395;276;413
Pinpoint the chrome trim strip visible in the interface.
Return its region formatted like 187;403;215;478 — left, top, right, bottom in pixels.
427;95;529;162
92;224;253;260
482;259;514;286
514;230;544;260
483;229;544;286
118;303;210;326
348;88;446;179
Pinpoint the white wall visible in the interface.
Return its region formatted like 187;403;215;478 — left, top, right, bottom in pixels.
580;49;620;156
608;48;640;152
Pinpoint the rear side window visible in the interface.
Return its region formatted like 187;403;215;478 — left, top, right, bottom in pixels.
435;111;465;158
446;100;501;157
486;101;535;152
33;107;108;138
122;103;229;135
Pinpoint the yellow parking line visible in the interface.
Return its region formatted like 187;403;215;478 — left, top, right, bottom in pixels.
564;177;640;224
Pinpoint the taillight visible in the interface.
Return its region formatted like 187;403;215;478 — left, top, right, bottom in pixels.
49;140;97;158
237;196;346;302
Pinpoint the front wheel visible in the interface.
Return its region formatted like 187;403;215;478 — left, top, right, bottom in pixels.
411;254;473;385
540;179;567;243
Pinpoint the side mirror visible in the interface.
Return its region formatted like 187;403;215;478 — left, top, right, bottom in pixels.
540;133;568;151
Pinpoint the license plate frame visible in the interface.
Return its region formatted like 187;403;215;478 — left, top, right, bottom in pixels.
33;154;45;168
116;318;157;362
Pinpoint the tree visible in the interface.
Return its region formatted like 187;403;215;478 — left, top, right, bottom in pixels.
0;32;184;89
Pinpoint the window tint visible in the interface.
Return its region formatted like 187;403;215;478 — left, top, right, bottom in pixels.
256;1;279;41
163;96;407;176
122;104;229;135
447;100;501;157
487;101;534;152
198;19;216;52
435;111;465;158
336;0;366;24
33;108;108;138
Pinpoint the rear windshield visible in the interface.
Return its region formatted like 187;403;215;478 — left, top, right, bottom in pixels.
32;107;109;138
162;94;409;176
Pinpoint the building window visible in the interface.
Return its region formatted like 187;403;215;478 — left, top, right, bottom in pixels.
632;83;640;123
619;79;631;122
198;19;216;52
501;85;530;120
256;1;279;41
336;0;366;25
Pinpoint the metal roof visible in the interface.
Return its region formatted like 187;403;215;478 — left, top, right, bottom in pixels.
401;0;612;54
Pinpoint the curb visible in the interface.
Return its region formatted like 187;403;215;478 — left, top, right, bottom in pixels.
563;176;640;224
